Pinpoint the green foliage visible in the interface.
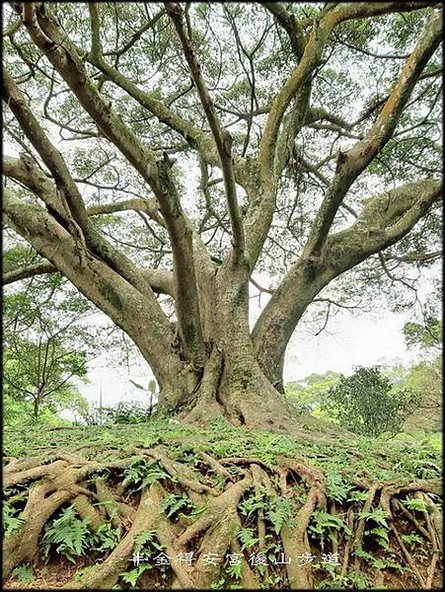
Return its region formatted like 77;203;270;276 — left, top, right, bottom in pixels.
403;317;442;351
3;502;25;536
316;565;371;590
2;415;443;588
105;401;155;424
90;523;121;553
3;276;90;426
358;507;388;528
401;497;428;513
3;339;89;424
225;561;242;581
11;565;34;584
391;355;442;432
326;472;351;502
4;418;441;489
238;492;266;520
133;530;162;554
162;493;195;519
122;459;172;491
265;496;294;535
42;506;91;563
75;400;156;426
42;505;121;564
285;371;341;416
325;366;416;437
308;510;351;549
347;490;369;503
118;530;164;587
400;533;423;547
366;526;390;549
120;563;153;587
238;527;259;550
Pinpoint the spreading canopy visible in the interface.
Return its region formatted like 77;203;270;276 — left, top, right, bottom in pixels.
2;2;442;418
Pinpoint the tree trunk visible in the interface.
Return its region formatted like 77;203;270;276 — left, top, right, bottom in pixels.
33;397;40;421
158;258;294;431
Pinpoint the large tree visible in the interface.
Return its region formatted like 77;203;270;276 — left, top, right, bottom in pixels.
2;2;442;432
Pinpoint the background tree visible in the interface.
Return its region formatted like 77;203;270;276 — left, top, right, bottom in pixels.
325;366;415;437
2;2;442;431
3;244;95;424
403;316;442;353
285;370;340;415
400;314;442;431
3;336;88;422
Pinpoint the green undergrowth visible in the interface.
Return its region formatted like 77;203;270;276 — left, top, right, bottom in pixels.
4;417;441;484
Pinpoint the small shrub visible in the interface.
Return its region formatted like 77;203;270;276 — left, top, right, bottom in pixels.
325;366;415;437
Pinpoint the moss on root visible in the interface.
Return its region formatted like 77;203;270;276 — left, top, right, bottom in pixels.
3;419;442;589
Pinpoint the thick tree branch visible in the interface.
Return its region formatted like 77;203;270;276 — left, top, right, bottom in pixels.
261;3;306;59
2;70;89;245
87;199;164;226
328;2;440;24
150;153;206;363
302;10;442;261
2;259;175;296
11;3;206;365
166;2;245;260
3;262;57;285
2;75;143;299
252;178;442;389
13;3;161;195
86;5;219;169
2;149;164;304
248;3;440;273
257;12;331;175
3;188;185;388
3;155;164;226
242;6;340;270
325;179;442;274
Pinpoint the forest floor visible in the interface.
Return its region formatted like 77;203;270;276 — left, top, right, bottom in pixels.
3;416;442;590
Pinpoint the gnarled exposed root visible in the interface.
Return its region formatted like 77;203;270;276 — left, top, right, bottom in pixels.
3;443;443;590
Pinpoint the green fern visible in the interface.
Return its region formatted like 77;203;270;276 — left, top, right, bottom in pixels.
11;565;34;584
358;507;388;527
90;523;121;552
120;563;152;587
226;562;242;580
326;472;350;502
309;510;351;548
238;527;259;550
366;526;390;549
3;502;25;536
238;493;265;520
122;459;172;491
133;530;163;554
42;506;91;563
266;497;294;535
347;490;369;503
401;497;428;512
162;493;195;519
400;533;423;547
